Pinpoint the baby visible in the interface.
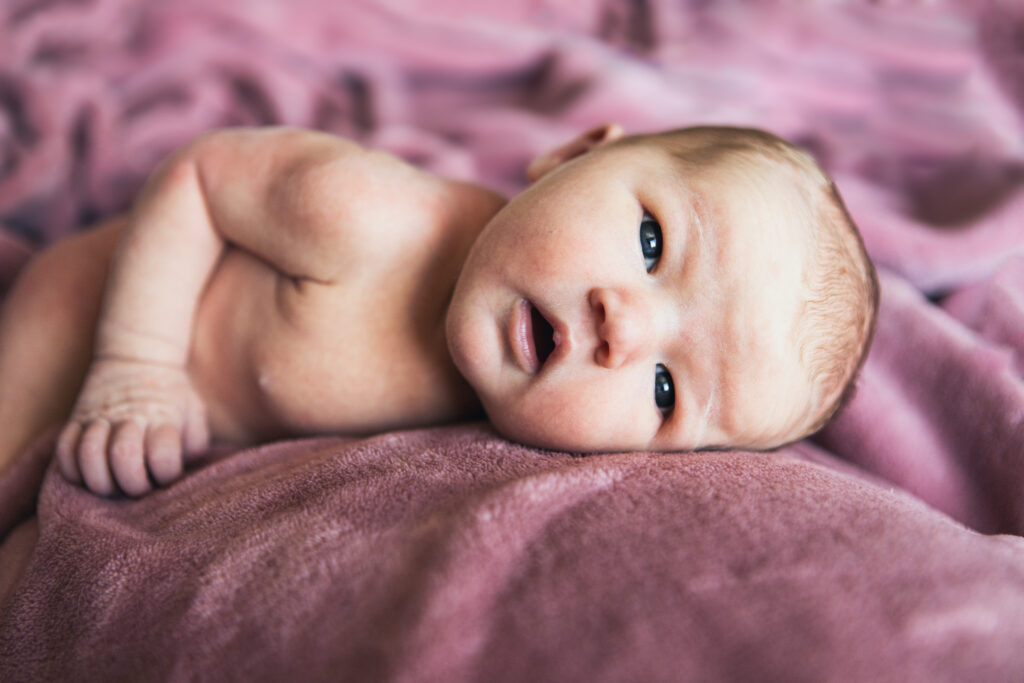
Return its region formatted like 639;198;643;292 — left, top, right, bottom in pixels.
0;123;878;497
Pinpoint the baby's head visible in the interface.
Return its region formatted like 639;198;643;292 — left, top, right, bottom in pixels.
446;124;878;452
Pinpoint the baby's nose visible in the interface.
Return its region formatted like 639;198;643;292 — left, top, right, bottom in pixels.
589;287;654;368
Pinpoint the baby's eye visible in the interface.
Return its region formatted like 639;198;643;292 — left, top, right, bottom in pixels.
654;363;675;416
640;211;662;273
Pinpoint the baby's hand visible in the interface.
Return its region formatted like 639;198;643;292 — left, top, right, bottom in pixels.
57;357;209;497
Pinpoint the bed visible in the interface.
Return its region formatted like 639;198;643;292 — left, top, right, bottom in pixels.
3;1;1024;680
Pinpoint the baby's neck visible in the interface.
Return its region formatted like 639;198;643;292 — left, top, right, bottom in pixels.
434;176;508;307
414;176;508;420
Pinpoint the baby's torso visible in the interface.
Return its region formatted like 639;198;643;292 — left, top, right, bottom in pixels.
188;167;504;444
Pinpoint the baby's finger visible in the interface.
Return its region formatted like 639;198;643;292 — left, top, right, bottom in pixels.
109;421;151;497
146;423;183;486
78;419;116;496
56;422;83;483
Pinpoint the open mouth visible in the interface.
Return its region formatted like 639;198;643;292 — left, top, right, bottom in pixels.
530;303;556;368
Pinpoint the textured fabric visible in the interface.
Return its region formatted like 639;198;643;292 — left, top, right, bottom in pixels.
4;429;1024;682
3;0;1024;680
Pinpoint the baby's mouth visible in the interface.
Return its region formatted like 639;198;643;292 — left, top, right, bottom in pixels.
511;298;559;374
530;303;556;368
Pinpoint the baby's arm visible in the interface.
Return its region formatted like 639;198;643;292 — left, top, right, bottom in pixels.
59;127;368;496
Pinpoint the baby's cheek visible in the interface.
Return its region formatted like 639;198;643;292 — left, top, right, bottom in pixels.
491;382;653;452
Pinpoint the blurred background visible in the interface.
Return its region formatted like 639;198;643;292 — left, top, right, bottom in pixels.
0;0;1021;279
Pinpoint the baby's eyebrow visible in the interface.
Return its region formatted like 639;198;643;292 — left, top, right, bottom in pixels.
669;187;712;298
690;384;716;446
689;190;710;247
675;187;728;443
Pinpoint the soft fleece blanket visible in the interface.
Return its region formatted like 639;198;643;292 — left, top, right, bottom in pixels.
3;0;1024;680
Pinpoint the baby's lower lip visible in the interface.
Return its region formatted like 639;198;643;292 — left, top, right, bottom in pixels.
509;298;539;373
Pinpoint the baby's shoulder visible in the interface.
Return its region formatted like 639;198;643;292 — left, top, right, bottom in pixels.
270;135;424;222
271;143;502;275
271;137;475;262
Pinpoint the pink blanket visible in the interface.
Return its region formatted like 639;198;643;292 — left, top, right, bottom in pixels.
3;0;1024;679
6;429;1024;681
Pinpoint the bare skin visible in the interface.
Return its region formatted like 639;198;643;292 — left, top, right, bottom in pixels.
1;123;843;502
0;221;120;481
0;127;501;498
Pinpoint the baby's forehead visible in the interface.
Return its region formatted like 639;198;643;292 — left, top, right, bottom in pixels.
627;130;824;189
627;140;818;232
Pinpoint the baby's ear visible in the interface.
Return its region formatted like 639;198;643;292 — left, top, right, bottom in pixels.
526;123;624;182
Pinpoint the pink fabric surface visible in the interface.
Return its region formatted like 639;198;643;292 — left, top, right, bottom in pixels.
4;428;1024;682
3;0;1024;680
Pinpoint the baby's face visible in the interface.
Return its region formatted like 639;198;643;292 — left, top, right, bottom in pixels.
446;140;816;452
